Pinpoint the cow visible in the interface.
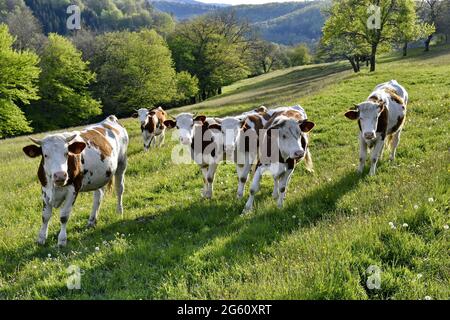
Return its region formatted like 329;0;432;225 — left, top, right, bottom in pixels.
212;109;270;199
164;113;224;199
345;80;408;175
242;106;315;214
133;107;167;152
23;116;129;246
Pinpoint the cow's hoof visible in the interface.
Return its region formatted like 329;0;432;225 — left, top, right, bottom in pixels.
58;239;67;247
236;192;243;199
117;207;123;215
36;237;46;245
272;192;279;199
87;220;96;228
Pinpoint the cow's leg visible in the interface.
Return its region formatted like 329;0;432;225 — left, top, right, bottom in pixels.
58;188;77;247
277;169;294;208
200;165;209;197
272;177;279;199
389;131;401;161
115;159;127;215
237;162;252;199
358;135;368;174
151;135;156;148
243;165;263;214
87;188;104;227
205;163;218;199
159;131;165;147
369;138;385;176
37;191;52;245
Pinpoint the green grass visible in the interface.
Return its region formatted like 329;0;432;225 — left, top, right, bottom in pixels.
0;46;449;299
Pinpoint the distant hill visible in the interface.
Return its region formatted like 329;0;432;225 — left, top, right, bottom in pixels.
152;0;327;46
150;0;230;21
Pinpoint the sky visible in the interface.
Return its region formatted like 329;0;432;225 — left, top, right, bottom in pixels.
198;0;310;5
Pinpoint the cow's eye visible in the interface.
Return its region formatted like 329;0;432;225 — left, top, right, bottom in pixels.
282;135;287;139
44;154;48;158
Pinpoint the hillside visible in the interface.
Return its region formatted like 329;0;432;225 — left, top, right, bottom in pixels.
0;46;449;299
153;0;327;45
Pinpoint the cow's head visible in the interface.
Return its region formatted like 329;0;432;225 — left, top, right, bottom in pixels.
209;116;246;154
132;108;150;127
345;101;385;142
269;116;315;160
23;134;86;187
164;113;206;145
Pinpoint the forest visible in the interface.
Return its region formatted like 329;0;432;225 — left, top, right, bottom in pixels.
0;0;449;137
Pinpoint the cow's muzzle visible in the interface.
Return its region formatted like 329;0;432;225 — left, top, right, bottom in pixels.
53;172;68;187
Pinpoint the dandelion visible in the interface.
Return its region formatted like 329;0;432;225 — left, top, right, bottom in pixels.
424;296;432;300
47;253;51;258
413;205;419;210
402;223;408;228
417;274;423;279
292;215;296;219
444;225;449;230
95;246;100;252
102;240;107;245
428;197;434;203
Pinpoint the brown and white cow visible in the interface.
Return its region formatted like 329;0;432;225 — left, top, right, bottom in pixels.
164;113;224;199
345;80;408;175
211;109;269;199
133;107;167;151
23;116;129;246
242;106;315;214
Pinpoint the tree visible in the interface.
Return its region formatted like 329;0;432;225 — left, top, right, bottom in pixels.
248;40;289;75
169;12;252;100
91;29;177;116
419;0;439;51
0;24;40;138
24;34;101;131
395;1;435;56
288;44;312;67
175;71;199;105
322;0;421;72
5;6;46;52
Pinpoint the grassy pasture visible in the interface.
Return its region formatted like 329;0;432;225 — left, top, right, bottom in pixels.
0;46;449;299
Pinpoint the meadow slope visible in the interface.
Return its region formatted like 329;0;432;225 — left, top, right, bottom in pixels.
0;46;449;299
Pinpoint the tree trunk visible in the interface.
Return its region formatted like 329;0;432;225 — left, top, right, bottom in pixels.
370;44;377;72
424;34;433;52
403;42;408;57
347;56;359;73
218;87;222;95
355;56;360;72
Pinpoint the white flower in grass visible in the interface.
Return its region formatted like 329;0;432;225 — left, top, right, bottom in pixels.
428;197;434;203
402;223;409;228
292;215;296;219
417;273;423;279
94;246;100;252
413;205;419;210
444;225;449;230
47;253;51;258
424;296;432;300
388;222;396;229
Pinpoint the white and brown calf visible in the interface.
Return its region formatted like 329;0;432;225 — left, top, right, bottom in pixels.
242;106;315;214
133;107;167;151
212;111;269;199
23;116;129;246
164;113;224;199
345;80;408;175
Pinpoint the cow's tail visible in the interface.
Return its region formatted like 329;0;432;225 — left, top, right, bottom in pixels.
304;149;314;173
107;176;114;193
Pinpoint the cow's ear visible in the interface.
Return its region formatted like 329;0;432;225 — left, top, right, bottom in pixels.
132;113;138;118
68;142;86;154
164;120;176;128
208;124;221;131
300;120;315;133
344;110;359;120
194;115;206;123
23;145;42;158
